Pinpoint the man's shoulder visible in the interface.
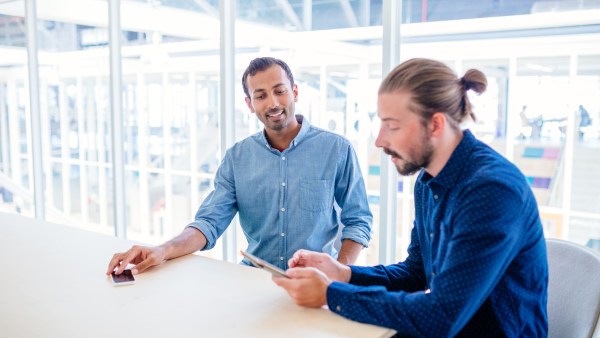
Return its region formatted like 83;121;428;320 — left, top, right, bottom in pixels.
226;132;265;156
461;143;530;196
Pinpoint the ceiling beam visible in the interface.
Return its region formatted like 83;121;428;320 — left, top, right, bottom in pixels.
339;0;358;27
193;0;218;17
274;0;303;30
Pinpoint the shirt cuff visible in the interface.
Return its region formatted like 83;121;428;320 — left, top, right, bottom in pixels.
327;281;358;317
348;265;378;285
341;226;371;248
185;221;216;250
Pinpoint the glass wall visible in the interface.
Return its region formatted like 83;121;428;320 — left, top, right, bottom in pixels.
0;8;34;217
0;0;599;264
119;1;223;258
31;4;115;233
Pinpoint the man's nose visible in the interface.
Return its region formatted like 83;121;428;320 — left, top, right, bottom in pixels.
267;95;280;109
374;128;386;148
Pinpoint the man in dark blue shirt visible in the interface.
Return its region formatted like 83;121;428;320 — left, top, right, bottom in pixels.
273;58;548;337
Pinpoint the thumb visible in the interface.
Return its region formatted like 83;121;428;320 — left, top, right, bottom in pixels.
131;258;156;275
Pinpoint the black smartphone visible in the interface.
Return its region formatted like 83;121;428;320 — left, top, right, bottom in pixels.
111;269;136;286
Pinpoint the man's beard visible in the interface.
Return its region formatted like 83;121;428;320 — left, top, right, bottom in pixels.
264;108;289;131
383;134;433;176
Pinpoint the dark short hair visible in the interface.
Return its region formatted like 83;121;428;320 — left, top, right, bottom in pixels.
242;57;295;98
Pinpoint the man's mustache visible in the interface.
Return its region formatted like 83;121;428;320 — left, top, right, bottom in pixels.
267;108;285;115
383;148;400;158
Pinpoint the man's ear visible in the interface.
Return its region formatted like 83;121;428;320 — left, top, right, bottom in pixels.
293;84;298;103
430;112;446;137
245;97;254;113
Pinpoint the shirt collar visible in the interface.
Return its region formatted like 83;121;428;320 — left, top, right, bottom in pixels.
420;129;477;190
259;114;310;150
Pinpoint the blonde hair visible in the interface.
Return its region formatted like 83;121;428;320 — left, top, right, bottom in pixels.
379;58;487;129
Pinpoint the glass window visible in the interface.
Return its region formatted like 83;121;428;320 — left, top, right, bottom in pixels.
117;2;222;260
0;9;34;217
1;0;599;261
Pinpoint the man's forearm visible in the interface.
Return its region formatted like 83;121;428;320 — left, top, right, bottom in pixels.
161;227;208;260
337;239;364;265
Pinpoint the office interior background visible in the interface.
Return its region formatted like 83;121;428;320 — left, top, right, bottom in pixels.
0;0;599;266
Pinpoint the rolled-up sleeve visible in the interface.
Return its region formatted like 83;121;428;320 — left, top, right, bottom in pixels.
186;151;238;250
335;143;372;247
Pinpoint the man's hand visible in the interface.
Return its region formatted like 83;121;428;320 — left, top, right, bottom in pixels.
106;245;167;276
288;249;351;283
106;227;208;276
272;268;331;308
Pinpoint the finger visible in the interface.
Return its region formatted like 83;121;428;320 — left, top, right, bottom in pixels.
272;274;293;288
115;247;141;274
106;253;123;275
288;255;300;268
289;249;311;267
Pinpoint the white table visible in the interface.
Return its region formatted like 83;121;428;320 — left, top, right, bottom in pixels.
0;212;395;338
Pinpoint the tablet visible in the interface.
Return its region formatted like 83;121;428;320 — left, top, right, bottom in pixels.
240;250;290;279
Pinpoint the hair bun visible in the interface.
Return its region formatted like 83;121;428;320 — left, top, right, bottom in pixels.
460;77;471;91
461;69;487;94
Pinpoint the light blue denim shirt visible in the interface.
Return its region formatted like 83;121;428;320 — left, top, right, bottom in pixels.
187;115;372;269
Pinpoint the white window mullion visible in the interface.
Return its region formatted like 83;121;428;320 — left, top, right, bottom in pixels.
77;77;89;224
59;81;71;216
108;0;127;238
220;0;237;262
25;0;45;219
137;71;150;237
0;82;9;175
379;0;401;265
561;55;578;241
96;76;108;227
163;71;174;239
189;72;199;213
39;78;54;209
7;80;20;181
504;57;518;162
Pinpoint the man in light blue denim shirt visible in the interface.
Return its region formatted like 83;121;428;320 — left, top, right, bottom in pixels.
107;57;372;276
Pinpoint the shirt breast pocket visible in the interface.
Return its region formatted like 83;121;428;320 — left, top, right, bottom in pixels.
298;179;332;212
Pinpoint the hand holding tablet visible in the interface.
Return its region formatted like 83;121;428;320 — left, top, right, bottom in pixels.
241;250;290;279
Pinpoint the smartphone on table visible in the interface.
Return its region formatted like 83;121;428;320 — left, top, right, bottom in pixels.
111;269;136;286
240;250;290;279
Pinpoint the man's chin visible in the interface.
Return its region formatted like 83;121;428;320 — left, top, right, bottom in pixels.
396;164;421;176
266;121;286;131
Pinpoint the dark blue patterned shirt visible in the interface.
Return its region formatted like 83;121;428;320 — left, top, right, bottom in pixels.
327;130;548;337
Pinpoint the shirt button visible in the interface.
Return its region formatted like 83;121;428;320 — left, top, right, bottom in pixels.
281;208;286;212
281;232;285;237
281;182;286;187
434;195;438;200
336;305;341;311
431;272;436;278
280;257;284;261
429;232;433;238
282;156;286;160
